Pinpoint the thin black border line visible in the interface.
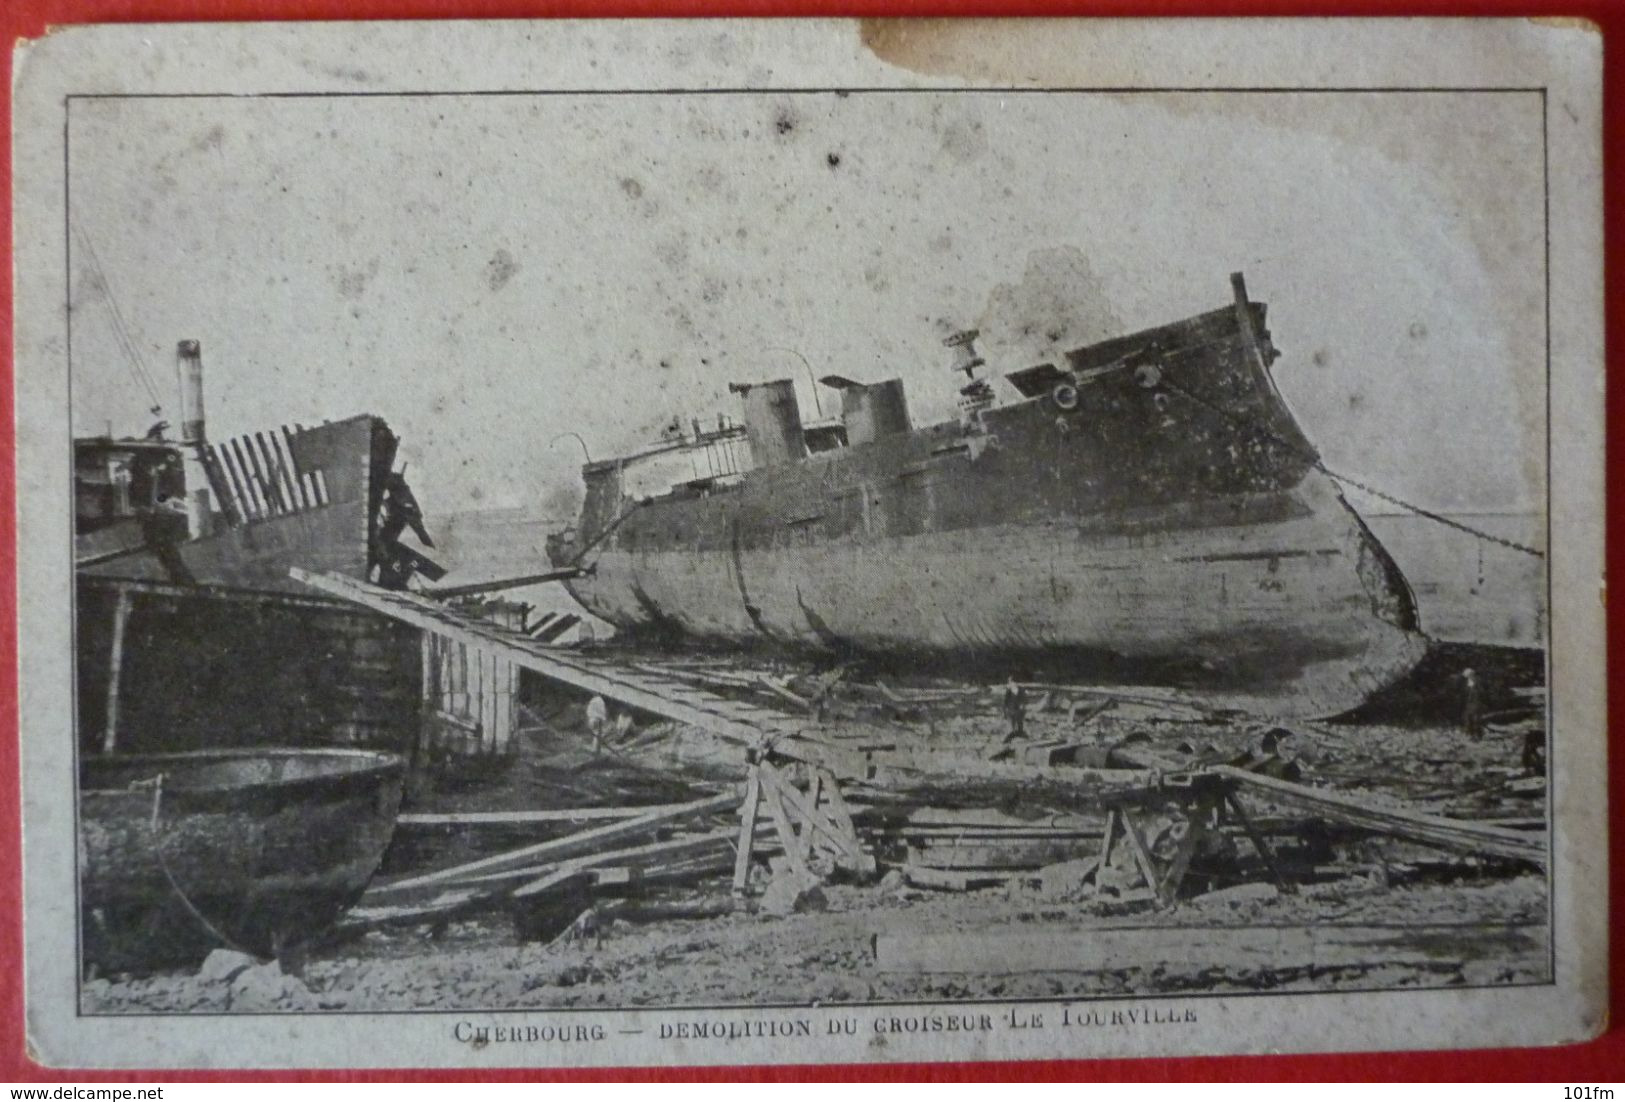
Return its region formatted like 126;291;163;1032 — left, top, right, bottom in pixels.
61;84;1556;1024
61;86;1548;99
1541;86;1555;985
66;94;83;1019
85;975;1553;1022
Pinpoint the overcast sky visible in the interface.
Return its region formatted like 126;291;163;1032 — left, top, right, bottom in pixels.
66;89;1546;517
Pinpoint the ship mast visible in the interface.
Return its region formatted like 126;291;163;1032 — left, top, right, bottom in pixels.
946;329;994;424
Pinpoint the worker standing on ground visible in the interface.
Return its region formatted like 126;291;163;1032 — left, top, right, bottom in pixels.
1002;676;1028;743
1460;667;1484;740
586;694;609;753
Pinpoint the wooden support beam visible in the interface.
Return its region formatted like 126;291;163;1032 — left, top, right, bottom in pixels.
1117;809;1170;907
1154;800;1211;900
101;588;134;754
1222;792;1295;895
763;762;863;862
758;765;811;880
1211;765;1546;865
396;805;692;828
424;567;584;600
733;771;762;895
818;769;859;840
532;614;581;644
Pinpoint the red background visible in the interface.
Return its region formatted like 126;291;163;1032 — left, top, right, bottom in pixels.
2;0;1619;1082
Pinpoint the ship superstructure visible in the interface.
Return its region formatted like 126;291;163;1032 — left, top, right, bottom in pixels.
548;274;1427;713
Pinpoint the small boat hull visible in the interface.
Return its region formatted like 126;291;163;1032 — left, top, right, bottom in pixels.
79;748;404;970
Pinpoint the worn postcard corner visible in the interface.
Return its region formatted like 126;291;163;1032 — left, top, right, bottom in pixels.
9;16;1606;1070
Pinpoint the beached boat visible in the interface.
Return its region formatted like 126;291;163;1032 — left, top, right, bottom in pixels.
547;274;1427;715
74;343;440;594
79;748;405;969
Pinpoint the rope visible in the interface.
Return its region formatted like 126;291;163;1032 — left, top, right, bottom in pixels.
73;222;164;417
1152;376;1545;559
1310;464;1544;559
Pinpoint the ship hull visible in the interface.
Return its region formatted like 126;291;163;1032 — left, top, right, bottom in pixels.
556;280;1428;716
76;415;420;595
566;470;1426;716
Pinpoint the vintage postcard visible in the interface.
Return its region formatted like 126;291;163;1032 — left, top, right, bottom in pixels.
12;17;1605;1068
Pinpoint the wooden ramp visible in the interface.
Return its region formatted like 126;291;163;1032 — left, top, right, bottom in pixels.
290;568;808;749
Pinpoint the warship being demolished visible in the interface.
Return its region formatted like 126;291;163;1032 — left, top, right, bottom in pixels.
547;274;1428;715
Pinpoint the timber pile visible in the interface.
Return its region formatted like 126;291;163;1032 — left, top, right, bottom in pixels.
347;723;1544;943
341;791;745;941
292;568;1549;945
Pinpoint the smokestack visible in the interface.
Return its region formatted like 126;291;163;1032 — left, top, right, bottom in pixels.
732;379;805;468
840;378;912;446
178;340;205;444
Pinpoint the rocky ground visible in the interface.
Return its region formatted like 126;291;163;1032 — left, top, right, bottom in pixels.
81;663;1550;1015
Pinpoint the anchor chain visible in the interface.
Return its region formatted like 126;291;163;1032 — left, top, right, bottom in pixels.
1152;376;1545;559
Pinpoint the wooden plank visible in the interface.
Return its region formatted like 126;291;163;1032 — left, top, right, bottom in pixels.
907;838;1097;871
495;653;516;752
340;887;486;932
212;443;250;521
258;430;299;511
895;808;1101;831
1212;765;1546;865
901;865;1016;891
533;614;581;644
755;678;812;711
876;825;1101;841
819;769;859;840
237;435;278;514
1223;792;1292;894
1115;809;1169;905
368;789;739;898
396;805;691;828
282;425;321;510
226;439;267;518
289;569;804;747
758;766;811;880
509;827;737;898
476;645;491;752
269;429;310;510
874;923;1548;974
250;432;288;513
100;588;133;754
425;568;584;600
200;444;244;525
766;765;864;862
733;771;762;894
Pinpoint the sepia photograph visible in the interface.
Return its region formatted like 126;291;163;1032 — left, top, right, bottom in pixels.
12;18;1606;1068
